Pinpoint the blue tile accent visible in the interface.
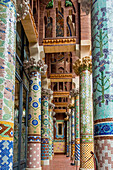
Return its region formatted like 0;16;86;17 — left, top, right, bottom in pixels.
0;140;13;170
94;122;113;136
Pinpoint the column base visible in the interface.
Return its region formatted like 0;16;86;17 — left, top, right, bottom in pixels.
26;167;42;170
75;160;80;166
79;168;94;170
66;155;69;157
41;160;49;166
49;156;53;160
70;162;75;166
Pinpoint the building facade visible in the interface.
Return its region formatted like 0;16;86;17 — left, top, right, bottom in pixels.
0;0;113;170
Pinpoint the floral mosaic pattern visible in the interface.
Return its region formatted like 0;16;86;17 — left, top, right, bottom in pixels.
80;70;94;169
27;71;41;169
75;95;80;162
0;0;16;169
80;71;93;139
92;0;113;120
28;72;41;135
41;96;49;162
92;0;113;168
54;142;65;153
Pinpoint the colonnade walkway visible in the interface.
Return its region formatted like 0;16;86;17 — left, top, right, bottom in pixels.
42;154;79;170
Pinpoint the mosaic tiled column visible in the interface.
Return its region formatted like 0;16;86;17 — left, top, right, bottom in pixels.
73;57;94;170
27;70;41;170
48;102;54;161
48;108;52;160
92;0;113;168
0;0;16;169
69;105;75;161
41;88;49;166
53;117;56;156
75;90;80;166
52;112;56;157
66;119;69;157
68;112;72;159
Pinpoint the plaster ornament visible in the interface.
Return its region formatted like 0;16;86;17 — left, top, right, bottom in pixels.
16;0;29;21
79;0;91;15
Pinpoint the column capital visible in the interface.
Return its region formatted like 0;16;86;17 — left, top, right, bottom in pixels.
70;88;79;97
78;0;91;15
42;88;53;97
49;102;55;109
23;58;48;75
52;112;56;116
64;116;69;121
53;117;56;122
73;56;92;75
68;103;74;109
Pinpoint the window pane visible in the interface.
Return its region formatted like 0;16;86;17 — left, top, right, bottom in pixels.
21;88;27;161
13;78;20;163
58;124;62;135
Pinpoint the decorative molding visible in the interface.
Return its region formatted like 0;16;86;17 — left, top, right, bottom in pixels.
53;92;69;97
79;0;91;15
50;74;72;79
16;0;29;21
73;56;92;75
23;58;48;75
43;37;76;45
28;5;38;38
54;102;68;106
54;109;66;113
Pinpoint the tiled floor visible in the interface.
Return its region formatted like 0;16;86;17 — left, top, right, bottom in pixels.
42;154;79;170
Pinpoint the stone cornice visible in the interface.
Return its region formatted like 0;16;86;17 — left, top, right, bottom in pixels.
50;74;72;79
43;37;76;45
23;58;48;75
73;56;92;76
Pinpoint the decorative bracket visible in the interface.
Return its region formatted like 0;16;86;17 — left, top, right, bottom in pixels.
16;0;29;21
